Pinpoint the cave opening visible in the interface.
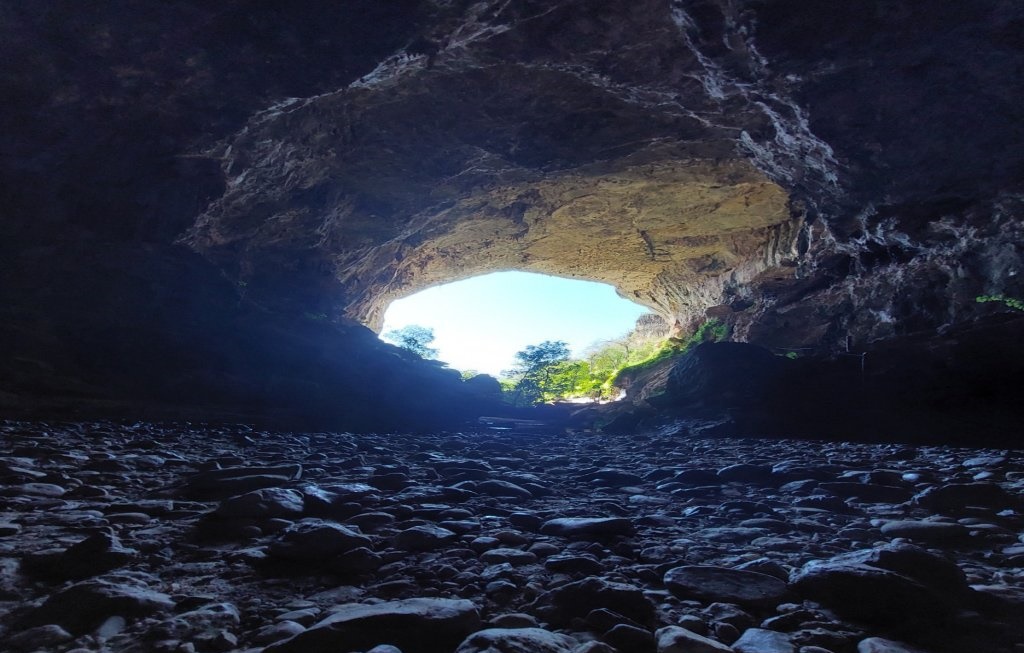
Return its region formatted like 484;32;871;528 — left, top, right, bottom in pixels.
378;270;655;379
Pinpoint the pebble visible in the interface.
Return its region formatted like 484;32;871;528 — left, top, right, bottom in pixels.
1;420;1021;652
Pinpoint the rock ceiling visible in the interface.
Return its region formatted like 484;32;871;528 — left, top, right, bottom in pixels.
183;0;816;329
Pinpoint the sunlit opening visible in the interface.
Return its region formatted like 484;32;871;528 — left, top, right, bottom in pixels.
379;271;653;377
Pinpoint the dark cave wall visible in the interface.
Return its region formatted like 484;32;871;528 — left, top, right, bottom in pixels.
1;0;1022;429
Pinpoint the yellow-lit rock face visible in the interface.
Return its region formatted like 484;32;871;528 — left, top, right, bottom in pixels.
184;30;801;334
349;158;793;330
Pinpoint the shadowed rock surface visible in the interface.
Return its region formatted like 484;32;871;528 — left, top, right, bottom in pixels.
0;420;1022;652
1;1;1022;432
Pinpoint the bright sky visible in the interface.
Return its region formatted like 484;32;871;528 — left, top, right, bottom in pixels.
380;271;652;377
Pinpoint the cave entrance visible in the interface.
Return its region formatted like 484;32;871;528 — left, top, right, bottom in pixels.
379;271;654;378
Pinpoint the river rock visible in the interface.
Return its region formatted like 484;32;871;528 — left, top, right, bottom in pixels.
392;525;459;551
655;625;734;653
264;598;481;653
543;576;654;626
790;544;969;638
214;487;305;519
731;628;794;653
664;566;789;608
879;520;969;543
22;577;175;634
456;627;578;653
857;637;933;653
540;517;634;539
268;519;373;560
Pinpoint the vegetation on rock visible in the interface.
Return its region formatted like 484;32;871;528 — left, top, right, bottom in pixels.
499;315;730;405
382;325;439;359
976;295;1024;312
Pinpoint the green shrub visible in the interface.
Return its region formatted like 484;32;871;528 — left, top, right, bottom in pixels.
976;295;1024;311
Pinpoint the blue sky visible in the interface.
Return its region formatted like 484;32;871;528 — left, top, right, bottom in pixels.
380;271;652;376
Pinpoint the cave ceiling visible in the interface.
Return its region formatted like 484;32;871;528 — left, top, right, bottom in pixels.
183;0;809;328
7;0;1020;348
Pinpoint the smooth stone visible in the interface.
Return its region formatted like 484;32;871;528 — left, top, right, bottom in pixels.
456;627;578;653
23;578;175;634
392;525;458;551
655;625;733;653
879;520;969;542
490;613;539;628
540;517;634;539
268;519;373;560
476;480;534;499
717;464;773;483
32;530;138;580
732;628;794;653
673;470;721;486
508;512;544;531
818;483;912;503
7;624;74;650
12;483;67;497
544;554;604;575
276;608;320;626
263;598;481;653
664;566;789;608
604;623;655;651
254;621;309;645
857;637;932;653
545;576;654;625
913;483;1018;512
790;544;967;633
480;548;538;565
214;488;304;519
579;469;645;487
95;615;127;638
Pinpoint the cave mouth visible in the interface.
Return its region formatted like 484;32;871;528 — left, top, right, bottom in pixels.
379;271;654;377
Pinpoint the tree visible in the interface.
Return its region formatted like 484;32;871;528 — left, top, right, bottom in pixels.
382;325;439;359
510;340;571;375
504;340;572;405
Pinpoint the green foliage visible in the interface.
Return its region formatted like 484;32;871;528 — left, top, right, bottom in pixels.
976;295;1024;311
496;316;732;406
612;318;729;384
503;340;573;406
460;369;480;381
382;324;439;359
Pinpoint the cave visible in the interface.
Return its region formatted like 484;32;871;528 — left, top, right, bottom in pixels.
1;2;1023;652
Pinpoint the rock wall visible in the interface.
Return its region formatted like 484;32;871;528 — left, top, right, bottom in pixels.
2;0;1022;427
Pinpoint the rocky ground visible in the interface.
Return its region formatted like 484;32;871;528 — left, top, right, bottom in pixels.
0;420;1022;653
